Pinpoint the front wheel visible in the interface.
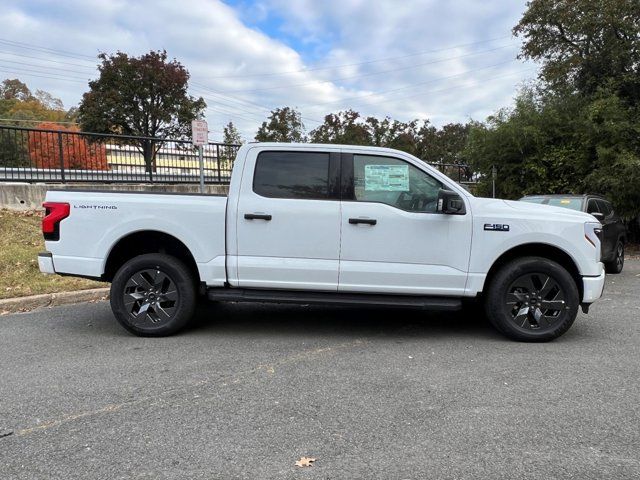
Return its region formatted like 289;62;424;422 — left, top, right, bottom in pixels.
605;240;624;274
484;257;579;342
110;253;196;337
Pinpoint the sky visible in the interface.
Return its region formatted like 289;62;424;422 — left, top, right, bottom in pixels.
0;0;537;141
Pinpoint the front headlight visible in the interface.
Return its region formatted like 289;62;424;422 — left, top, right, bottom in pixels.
584;222;602;262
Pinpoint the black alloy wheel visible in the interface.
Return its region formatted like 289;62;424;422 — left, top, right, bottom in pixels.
110;253;196;336
484;257;579;342
505;273;567;332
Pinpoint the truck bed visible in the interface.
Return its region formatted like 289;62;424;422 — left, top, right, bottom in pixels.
43;190;228;285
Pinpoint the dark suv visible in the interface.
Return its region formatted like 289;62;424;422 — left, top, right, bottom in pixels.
519;194;626;273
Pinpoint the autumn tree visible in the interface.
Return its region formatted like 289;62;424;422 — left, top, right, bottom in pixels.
255;107;306;142
1;79;32;101
78;50;206;172
0;79;69;167
0;78;67;125
28;122;108;170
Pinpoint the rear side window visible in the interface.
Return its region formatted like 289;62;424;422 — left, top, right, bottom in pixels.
254;151;330;199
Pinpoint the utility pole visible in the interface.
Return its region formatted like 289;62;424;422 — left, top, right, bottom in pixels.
492;165;496;198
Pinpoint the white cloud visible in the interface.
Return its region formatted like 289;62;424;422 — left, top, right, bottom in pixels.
0;0;537;140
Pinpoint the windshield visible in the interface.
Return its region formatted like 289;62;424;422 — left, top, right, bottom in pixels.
520;197;583;211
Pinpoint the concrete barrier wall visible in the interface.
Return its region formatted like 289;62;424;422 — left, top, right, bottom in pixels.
0;182;230;210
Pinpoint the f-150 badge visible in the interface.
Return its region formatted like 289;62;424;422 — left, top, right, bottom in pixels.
484;223;510;231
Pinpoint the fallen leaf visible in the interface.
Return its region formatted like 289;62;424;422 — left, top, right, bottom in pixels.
295;457;316;468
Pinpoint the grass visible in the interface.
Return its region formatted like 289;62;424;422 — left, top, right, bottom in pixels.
0;209;104;300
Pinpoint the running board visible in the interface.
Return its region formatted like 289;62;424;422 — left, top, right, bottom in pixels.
206;288;462;311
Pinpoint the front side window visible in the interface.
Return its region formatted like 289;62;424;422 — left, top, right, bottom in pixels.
352;155;443;212
254;151;330;199
596;200;612;217
586;199;600;215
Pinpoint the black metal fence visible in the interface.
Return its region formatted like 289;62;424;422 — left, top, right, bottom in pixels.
0;125;239;184
0;124;474;185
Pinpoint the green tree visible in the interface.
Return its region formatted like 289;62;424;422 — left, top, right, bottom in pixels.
309;110;372;145
223;121;243;145
481;0;640;221
465;88;591;199
514;0;640;98
255;107;306;142
465;86;640;218
221;121;243;164
366;117;421;155
0;130;28;167
78;50;206;172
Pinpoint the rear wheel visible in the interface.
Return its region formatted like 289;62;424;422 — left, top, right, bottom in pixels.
605;240;624;274
110;253;196;337
484;257;579;342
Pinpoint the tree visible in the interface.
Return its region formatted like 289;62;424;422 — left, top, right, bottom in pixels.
255;107;306;142
223;121;243;145
1;79;32;101
28;122;108;170
368;117;421;155
514;0;640;98
77;50;206;172
308;110;471;169
34;89;64;111
464;86;640;218
464;89;587;199
0;130;28;167
0;78;68;125
309;110;372;145
478;0;640;221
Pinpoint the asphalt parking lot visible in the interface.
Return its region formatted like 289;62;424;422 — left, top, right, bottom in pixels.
1;261;639;479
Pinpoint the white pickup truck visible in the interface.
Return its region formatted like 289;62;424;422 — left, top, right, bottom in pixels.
38;143;605;341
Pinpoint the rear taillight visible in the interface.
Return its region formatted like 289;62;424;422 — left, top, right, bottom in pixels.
42;202;70;241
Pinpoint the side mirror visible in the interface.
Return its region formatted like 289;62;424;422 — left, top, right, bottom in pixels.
437;189;466;215
591;212;604;222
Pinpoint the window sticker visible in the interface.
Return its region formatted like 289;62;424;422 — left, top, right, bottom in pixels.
364;164;409;191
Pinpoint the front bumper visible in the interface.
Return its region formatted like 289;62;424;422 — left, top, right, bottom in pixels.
582;263;605;303
38;252;55;274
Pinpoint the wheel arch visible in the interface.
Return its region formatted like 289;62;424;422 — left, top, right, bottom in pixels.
483;243;583;300
103;230;199;283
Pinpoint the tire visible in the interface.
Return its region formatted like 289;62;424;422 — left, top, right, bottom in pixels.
604;240;624;274
484;257;579;342
110;253;196;337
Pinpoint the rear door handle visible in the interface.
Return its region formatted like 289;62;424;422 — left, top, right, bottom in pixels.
244;213;272;221
349;218;377;226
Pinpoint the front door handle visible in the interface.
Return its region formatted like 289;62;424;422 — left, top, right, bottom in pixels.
349;217;377;226
244;213;272;221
